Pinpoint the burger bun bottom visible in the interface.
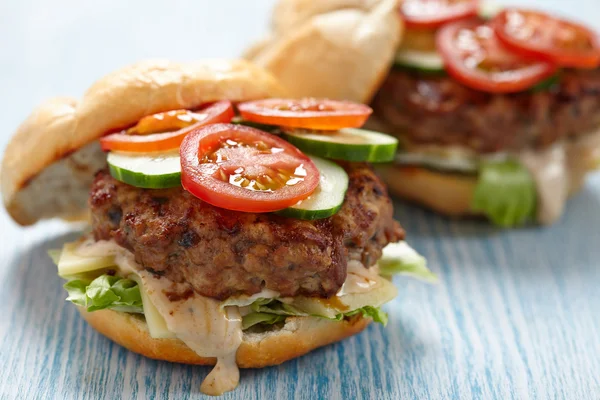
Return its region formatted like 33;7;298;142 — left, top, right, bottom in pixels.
78;307;370;367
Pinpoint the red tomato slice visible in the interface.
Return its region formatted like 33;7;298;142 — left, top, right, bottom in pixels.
100;101;235;152
492;9;600;69
180;123;319;213
400;0;479;29
237;98;372;130
436;19;558;93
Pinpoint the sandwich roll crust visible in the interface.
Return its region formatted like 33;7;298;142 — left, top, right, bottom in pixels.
79;307;371;368
378;166;478;217
246;0;402;103
270;0;386;34
1;59;285;226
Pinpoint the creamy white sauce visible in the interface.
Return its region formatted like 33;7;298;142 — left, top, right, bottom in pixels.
75;238;243;396
395;151;479;173
76;237;122;257
337;261;381;296
518;129;600;225
138;270;243;396
518;145;569;225
220;289;281;309
73;238;406;395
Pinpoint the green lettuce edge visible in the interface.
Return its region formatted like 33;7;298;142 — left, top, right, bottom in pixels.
241;299;389;330
379;242;437;283
63;274;144;314
471;159;537;227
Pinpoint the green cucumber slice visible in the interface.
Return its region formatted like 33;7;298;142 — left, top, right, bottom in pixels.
107;152;181;189
282;128;398;163
276;156;349;220
394;49;445;73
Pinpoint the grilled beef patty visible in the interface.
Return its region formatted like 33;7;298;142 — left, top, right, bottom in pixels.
372;68;600;153
89;164;404;300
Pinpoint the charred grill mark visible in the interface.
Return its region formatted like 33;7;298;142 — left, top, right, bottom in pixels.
164;288;194;302
146;267;166;277
151;197;169;205
372;185;383;196
215;212;242;235
107;207;122;226
178;230;199;248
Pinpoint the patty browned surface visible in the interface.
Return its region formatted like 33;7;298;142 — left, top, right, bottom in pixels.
90;164;404;300
372;68;600;153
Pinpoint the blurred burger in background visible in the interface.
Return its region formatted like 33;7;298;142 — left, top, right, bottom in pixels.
248;0;600;227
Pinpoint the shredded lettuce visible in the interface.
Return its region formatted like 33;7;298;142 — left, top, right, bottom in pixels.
471;159;537;227
250;298;308;316
242;313;287;330
241;298;389;329
344;306;388;326
379;242;437;283
64;274;143;313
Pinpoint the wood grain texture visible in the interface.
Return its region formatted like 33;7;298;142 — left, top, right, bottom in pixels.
1;180;600;400
1;1;600;399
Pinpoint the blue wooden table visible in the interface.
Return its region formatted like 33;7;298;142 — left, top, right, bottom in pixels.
1;1;599;399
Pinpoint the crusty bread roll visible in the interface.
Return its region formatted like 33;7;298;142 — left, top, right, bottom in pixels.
270;0;387;34
378;166;478;217
1;59;285;226
246;0;402;103
80;307;370;367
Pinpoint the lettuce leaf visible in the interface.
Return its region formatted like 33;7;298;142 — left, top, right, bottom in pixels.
242;313;287;330
241;298;389;329
471;159;537;227
344;306;388;326
250;298;308;316
379;242;437;283
64;274;143;313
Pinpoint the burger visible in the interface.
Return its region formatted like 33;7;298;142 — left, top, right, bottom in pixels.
247;0;600;227
1;59;434;395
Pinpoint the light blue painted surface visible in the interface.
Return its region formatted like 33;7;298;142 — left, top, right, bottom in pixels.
1;1;599;399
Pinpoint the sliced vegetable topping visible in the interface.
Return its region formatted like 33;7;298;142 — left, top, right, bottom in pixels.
276;156;349;220
63;275;144;314
492;9;600;69
471;159;537;227
400;0;479;29
100;101;235;152
394;49;446;73
56;242;116;278
180;123;319;213
240;299;389;330
237;98;372;130
380;241;438;283
282;128;398;163
107;151;182;189
437;19;558;93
